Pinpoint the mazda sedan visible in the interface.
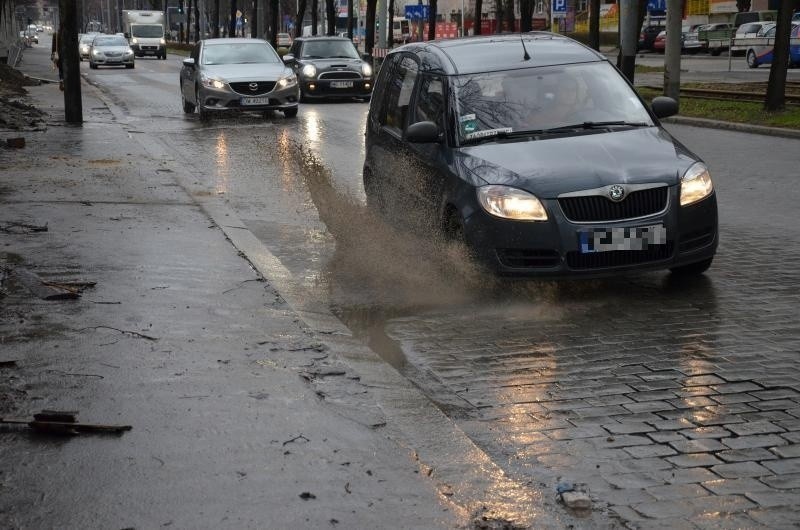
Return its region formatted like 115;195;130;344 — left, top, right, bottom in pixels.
180;38;299;121
283;36;373;101
363;34;718;277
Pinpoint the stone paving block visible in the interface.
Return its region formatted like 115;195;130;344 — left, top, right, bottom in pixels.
545;426;608;441
592;434;653;449
705;403;759;415
573;405;630;418
540;398;592;412
682;375;726;386
711;382;764;394
645;483;710;501
608;504;649;524
603;422;655;435
648;431;688;444
743;491;800;508
599;487;658;507
669;438;727;454
701;477;772;496
629;390;680;402
711;461;772;479
584;394;636;407
668;396;718;409
639;370;685;381
674;386;718;398
709;392;759;405
606;472;667;490
623;444;677;459
622;456;675;473
747;506;800;529
740;411;796;423
750;399;800;412
694;413;746;427
629;380;681;392
780;431;800;444
717;448;779;462
665;453;723;468
631;499;700;519
750;389;800;400
726;421;786;436
648;418;696;431
762;457;800;475
689;512;761;530
623;401;676;414
687;494;757;516
721;434;788;450
770;444;800;458
760;472;800;489
679;426;731;439
659;467;720;485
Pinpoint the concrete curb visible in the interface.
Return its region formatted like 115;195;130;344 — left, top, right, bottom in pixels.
663;115;800;140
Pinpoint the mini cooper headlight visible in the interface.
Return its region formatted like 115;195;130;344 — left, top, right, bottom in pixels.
362;63;373;77
201;74;226;90
680;162;714;206
301;64;317;78
277;74;297;88
477;185;548;221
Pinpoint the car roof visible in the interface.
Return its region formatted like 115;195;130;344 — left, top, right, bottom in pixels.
295;36;351;42
202;38;269;46
392;33;605;75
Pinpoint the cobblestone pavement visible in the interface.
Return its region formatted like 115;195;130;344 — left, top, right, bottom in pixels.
384;223;800;528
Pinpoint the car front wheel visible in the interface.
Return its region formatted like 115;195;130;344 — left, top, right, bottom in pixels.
283;107;298;118
182;93;195;114
747;50;759;68
196;87;210;122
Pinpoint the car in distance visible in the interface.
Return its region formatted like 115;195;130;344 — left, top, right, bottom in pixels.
283;36;373;101
277;32;293;48
638;23;665;51
363;33;718;278
653;30;666;52
179;38;299;121
745;23;800;68
731;21;770;56
89;34;135;69
78;33;96;61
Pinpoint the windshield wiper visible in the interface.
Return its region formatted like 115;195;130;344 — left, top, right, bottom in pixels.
544;121;650;132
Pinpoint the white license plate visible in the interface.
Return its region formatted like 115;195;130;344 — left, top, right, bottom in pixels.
241;97;270;105
330;81;354;88
579;224;667;253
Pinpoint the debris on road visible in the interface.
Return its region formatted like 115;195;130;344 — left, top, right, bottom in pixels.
12;267;81;300
560;491;592;510
298;492;316;500
0;410;132;436
0;221;48;234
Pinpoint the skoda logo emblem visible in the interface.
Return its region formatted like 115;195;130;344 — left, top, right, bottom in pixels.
608;185;626;202
249;82;259;91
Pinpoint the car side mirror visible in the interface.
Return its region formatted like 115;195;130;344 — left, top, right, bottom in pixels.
282;54;295;64
406;121;441;143
182;57;195;67
651;96;678;119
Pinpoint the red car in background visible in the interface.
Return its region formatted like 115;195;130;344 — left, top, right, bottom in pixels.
653;30;666;52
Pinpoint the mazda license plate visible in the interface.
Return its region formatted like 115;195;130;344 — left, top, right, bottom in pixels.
241;96;270;105
579;224;666;253
330;81;353;88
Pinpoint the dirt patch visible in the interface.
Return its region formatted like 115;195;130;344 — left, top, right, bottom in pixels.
0;63;45;131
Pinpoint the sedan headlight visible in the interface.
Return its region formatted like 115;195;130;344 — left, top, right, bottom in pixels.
92;49;102;56
301;64;317;78
201;74;226;90
277;74;297;88
362;63;373;77
680;162;714;206
477;185;548;221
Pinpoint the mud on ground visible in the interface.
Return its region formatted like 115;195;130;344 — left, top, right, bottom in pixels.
0;63;45;131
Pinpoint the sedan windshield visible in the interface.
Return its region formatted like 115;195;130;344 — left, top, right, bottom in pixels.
301;40;360;59
93;37;129;46
202;42;280;65
452;62;654;143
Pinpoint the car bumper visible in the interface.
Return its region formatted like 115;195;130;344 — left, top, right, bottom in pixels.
91;56;135;65
463;187;718;278
197;83;300;112
300;79;373;99
131;44;165;56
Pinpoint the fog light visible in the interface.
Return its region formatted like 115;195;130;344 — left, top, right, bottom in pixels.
365;83;370;89
309;84;316;90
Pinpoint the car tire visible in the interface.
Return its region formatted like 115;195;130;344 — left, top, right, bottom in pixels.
670;257;713;276
283;107;298;118
196;87;210;122
89;62;98;69
182;94;195;114
126;63;134;69
747;50;759;68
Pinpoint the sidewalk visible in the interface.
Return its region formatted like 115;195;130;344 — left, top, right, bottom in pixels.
0;54;461;528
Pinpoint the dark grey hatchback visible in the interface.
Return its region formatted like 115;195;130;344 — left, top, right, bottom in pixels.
363;33;718;277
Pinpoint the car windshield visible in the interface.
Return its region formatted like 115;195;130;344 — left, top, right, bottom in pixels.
80;35;95;44
301;40;359;59
202;42;280;65
131;25;163;38
452;62;654;144
94;36;128;46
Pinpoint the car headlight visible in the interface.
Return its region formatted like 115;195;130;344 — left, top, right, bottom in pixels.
131;38;138;45
201;75;226;90
124;50;133;56
92;49;102;56
301;64;317;78
477;185;548;221
362;63;373;77
160;38;166;45
277;74;297;88
680;162;714;206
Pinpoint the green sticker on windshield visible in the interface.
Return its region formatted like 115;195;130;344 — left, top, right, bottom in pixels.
459;113;477;135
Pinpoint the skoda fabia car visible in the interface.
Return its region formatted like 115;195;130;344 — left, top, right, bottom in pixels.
180;38;299;121
283;36;373;101
363;34;718;277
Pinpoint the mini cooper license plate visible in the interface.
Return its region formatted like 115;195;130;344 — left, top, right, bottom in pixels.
579;224;666;253
330;81;354;88
241;96;270;105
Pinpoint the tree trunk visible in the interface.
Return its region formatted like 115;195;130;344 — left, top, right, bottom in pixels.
213;0;220;37
365;0;377;54
474;0;482;35
387;0;395;45
326;0;336;35
765;0;793;110
269;0;279;46
229;0;238;37
427;0;437;40
347;0;354;38
296;0;307;38
505;0;514;32
251;0;258;38
589;0;600;50
311;0;318;35
520;0;532;32
59;0;83;123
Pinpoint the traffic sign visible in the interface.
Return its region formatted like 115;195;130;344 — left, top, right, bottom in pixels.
552;0;567;13
404;5;430;20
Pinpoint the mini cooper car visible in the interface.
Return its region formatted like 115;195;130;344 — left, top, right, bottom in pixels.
283;36;373;101
363;34;718;277
179;38;299;121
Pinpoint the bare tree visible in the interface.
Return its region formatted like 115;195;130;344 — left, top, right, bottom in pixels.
520;0;532;32
295;0;307;37
765;0;794;110
589;0;600;50
326;0;335;35
365;0;377;54
213;0;220;37
269;0;278;45
474;0;483;35
311;0;318;35
387;0;394;44
427;0;437;40
229;0;237;37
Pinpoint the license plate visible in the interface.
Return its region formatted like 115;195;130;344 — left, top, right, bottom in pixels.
330;81;353;88
241;97;270;105
579;224;666;253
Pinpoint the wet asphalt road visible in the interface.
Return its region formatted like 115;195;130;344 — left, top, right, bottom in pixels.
82;51;800;527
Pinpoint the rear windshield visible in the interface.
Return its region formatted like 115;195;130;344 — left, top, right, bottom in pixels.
202;42;280;65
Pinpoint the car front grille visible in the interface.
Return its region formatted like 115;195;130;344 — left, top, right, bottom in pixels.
559;186;668;223
105;51;122;57
567;242;674;269
230;81;276;95
497;249;560;269
319;71;361;80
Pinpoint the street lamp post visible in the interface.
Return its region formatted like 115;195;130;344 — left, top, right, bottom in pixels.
461;0;465;36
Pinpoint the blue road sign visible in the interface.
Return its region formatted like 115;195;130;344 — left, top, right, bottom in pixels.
553;0;567;13
647;0;666;12
404;5;430;20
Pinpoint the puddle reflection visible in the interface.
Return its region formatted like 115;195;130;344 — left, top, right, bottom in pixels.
214;131;229;195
